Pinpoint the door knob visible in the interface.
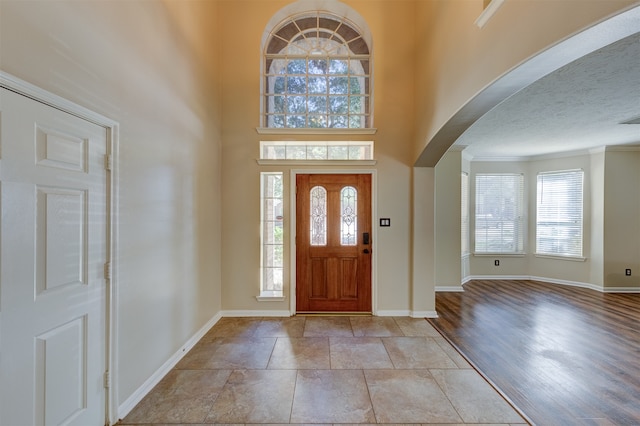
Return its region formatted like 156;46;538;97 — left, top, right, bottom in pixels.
363;249;370;254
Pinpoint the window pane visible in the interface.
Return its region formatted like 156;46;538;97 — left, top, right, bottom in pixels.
328;145;349;159
329;115;348;128
308;96;327;114
329;96;348;113
306;145;328;160
329;77;349;94
308;114;328;128
287;96;307;114
286;115;306;128
329;59;348;74
285;145;307;159
286;76;307;94
267;114;285;128
475;174;524;253
349;115;365;129
536;170;583;257
261;173;283;295
341;186;357;245
308;76;327;94
310;186;327;246
287;59;306;74
309;59;328;74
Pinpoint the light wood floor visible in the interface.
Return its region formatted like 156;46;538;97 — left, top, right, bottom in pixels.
429;279;640;425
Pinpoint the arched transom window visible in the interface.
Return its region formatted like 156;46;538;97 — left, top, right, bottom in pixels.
263;12;371;129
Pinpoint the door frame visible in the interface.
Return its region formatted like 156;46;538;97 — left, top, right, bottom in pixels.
0;71;120;425
290;169;377;315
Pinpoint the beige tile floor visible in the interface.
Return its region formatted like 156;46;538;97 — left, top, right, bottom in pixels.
118;316;528;425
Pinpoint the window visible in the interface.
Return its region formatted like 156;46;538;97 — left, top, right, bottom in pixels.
310;185;327;246
260;173;284;297
461;172;469;255
260;141;373;160
536;170;584;258
340;186;357;245
263;12;371;129
475;173;525;253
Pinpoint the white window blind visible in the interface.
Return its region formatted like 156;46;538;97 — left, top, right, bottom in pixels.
536;170;584;257
461;172;469;255
475;173;524;253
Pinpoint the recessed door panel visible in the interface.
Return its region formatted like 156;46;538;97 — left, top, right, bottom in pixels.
35;316;87;426
37;187;87;295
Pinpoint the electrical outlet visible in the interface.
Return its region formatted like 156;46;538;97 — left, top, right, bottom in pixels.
494;259;500;266
625;269;631;276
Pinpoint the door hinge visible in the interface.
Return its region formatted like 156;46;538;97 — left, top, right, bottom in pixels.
103;371;111;389
104;262;112;280
104;154;112;171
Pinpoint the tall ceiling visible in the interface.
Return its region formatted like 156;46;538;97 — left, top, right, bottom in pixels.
453;31;640;160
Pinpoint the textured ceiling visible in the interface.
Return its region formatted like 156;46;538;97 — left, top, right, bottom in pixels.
453;31;640;160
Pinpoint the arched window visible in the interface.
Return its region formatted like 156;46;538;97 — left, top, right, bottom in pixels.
263;11;372;129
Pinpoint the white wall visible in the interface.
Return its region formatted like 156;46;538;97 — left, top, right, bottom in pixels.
0;0;223;411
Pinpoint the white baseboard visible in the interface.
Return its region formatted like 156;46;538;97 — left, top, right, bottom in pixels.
376;310;409;316
411;310;438;318
117;312;222;419
221;310;292;317
467;275;530;281
603;286;640;293
436;286;464;292
467;275;640;293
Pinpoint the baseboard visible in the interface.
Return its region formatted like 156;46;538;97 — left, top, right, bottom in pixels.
221;310;292;317
603;286;640;293
467;275;640;293
411;310;439;318
376;310;410;317
436;286;465;292
528;275;603;292
117;312;222;419
467;275;530;281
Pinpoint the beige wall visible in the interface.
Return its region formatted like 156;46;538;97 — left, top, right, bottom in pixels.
413;0;638;165
604;149;640;288
0;0;223;408
466;149;640;290
218;0;419;314
434;151;462;289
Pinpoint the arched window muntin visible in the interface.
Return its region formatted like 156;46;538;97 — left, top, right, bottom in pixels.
263;12;371;129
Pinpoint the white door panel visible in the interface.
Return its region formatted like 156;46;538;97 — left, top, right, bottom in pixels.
0;88;107;426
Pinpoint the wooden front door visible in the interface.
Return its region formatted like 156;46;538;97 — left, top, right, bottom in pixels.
296;174;372;313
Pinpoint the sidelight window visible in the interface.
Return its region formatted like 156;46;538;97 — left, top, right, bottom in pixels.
260;172;284;297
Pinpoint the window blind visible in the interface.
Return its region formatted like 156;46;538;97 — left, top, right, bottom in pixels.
475;173;525;253
461;172;470;255
536;170;584;257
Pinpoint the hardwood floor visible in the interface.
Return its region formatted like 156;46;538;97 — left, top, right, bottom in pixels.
429;279;640;425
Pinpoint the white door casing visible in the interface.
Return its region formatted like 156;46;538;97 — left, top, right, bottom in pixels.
0;87;109;425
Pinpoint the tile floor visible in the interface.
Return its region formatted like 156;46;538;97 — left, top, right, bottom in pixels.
118;316;528;425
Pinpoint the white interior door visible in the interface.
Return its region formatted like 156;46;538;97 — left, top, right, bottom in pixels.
0;88;108;425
